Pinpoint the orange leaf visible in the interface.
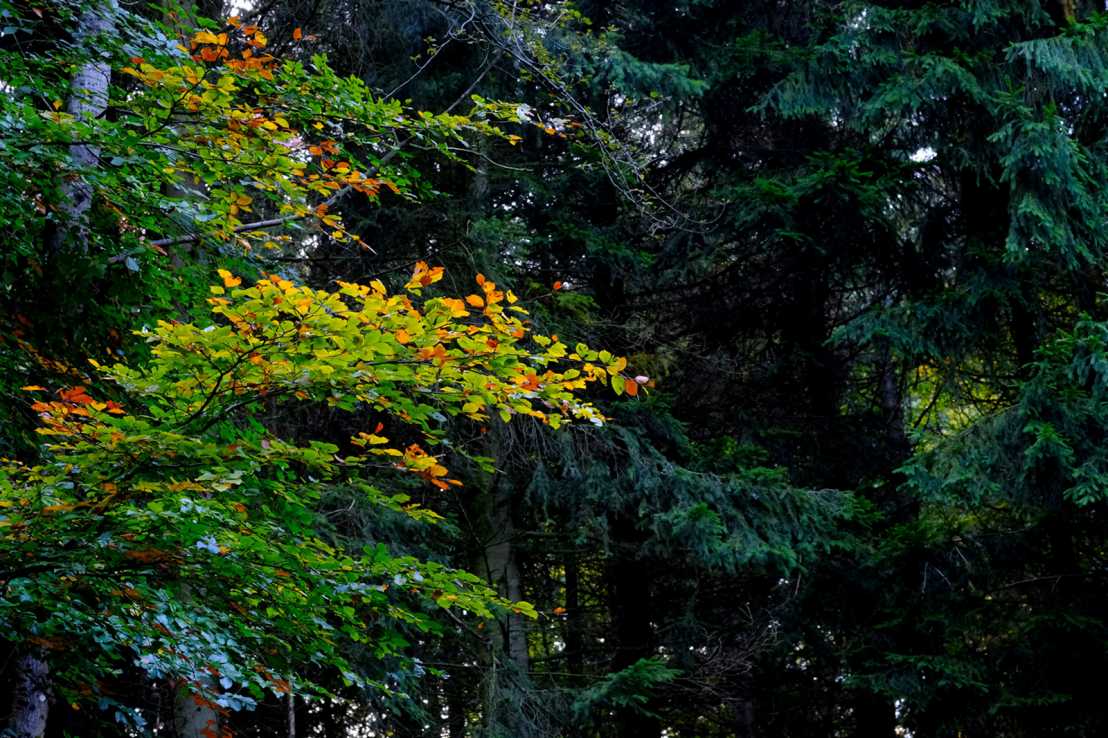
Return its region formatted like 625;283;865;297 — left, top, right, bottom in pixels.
292;27;303;41
624;378;639;397
423;265;444;286
59;386;94;404
405;260;445;289
465;294;484;308
395;329;411;344
218;269;242;288
553;280;563;290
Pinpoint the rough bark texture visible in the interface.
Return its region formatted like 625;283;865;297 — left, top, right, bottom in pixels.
173;683;220;738
49;0;116;256
8;650;50;738
479;474;529;672
470;466;532;736
0;8;117;733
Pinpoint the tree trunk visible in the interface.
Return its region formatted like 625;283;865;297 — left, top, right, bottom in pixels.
171;582;220;738
48;0;117;257
470;465;530;736
852;691;896;738
8;650;51;738
732;687;755;738
445;665;469;738
173;681;220;738
607;521;660;738
478;474;529;672
564;550;584;675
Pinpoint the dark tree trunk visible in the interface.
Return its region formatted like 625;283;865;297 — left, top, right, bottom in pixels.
564;550;584;675
607;521;660;738
446;666;469;738
852;691;896;738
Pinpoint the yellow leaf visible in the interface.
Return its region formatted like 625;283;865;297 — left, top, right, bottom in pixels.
191;30;221;48
217;269;242;288
438;298;469;317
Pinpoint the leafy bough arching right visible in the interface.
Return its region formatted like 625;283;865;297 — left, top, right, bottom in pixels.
0;264;641;724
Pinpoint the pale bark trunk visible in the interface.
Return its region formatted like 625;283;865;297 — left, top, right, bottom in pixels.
9;5;112;737
62;3;115;210
173;584;221;738
173;681;220;738
49;0;117;256
8;650;50;738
